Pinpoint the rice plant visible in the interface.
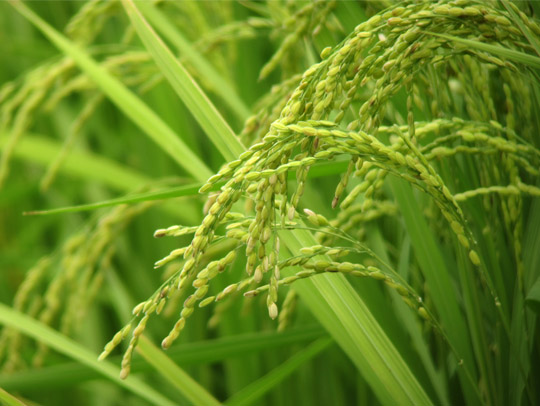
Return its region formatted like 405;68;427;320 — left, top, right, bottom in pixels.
1;1;540;405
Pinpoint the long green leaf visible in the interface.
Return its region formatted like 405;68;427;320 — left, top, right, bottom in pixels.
0;326;325;391
1;132;199;221
389;178;481;404
9;0;212;182
368;229;449;405
225;337;333;406
137;336;221;406
428;32;540;69
510;194;540;404
25;159;350;215
500;0;540;58
136;1;250;121
525;275;540;315
0;303;176;406
122;0;245;162
279;228;433;406
23;183;204;216
0;388;28;406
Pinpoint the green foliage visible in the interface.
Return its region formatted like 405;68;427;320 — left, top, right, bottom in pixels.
1;1;540;405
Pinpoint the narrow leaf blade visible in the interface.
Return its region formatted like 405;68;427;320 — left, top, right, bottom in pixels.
136;1;250;121
0;303;176;406
122;0;245;162
137;336;221;406
428;31;540;69
225;337;333;406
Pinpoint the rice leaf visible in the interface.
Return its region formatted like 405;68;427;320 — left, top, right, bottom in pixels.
279;227;433;406
136;1;250;121
389;178;481;405
122;0;245;162
24;159;349;215
23;183;204;216
500;0;540;58
0;388;28;406
137;336;221;406
0;327;325;391
224;337;333;406
428;32;540;69
509;194;540;405
0;303;177;406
